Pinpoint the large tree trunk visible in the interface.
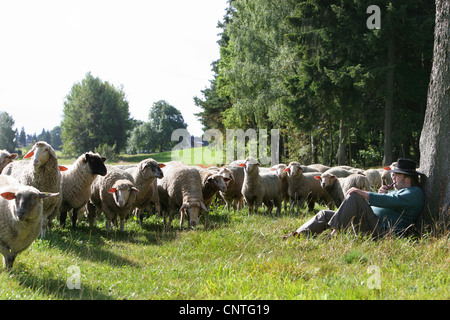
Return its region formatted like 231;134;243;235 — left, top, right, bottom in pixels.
419;0;450;229
337;118;347;165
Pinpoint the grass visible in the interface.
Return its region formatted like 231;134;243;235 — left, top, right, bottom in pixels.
3;149;448;300
0;205;448;300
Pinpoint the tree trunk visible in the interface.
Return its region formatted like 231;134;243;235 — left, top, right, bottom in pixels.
383;35;395;166
419;0;450;229
337;118;346;165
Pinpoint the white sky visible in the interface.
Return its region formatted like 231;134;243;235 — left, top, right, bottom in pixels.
0;0;228;138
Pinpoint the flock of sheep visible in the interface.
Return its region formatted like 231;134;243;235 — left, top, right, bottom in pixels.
0;141;392;269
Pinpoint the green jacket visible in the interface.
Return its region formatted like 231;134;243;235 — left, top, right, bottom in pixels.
368;186;424;233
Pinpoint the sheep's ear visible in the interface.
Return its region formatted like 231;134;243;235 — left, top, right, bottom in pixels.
158;163;166;168
1;192;16;200
39;192;59;199
179;203;189;213
101;157;107;162
59;166;68;171
24;150;34;159
238;163;245;167
84;153;90;163
10;153;18;160
131;187;139;193
108;188;117;194
314;176;321;180
384;166;391;171
284;167;290;173
270;168;276;171
200;201;209;213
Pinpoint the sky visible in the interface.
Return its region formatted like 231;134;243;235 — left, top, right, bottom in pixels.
0;0;228;138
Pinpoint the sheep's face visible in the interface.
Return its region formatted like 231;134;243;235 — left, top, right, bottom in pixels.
318;174;336;189
109;183;138;207
285;163;302;177
85;153;107;176
180;201;208;228
209;175;227;192
218;168;234;186
0;151;18;172
24;142;55;168
271;164;287;178
239;158;259;173
141;160;165;180
1;188;58;221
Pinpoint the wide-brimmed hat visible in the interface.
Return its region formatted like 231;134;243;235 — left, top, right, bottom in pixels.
388;158;422;175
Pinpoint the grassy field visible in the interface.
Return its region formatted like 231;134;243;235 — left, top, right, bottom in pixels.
1;150;448;300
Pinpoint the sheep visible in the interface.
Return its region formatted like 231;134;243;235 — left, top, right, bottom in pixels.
315;172;373;208
196;167;228;210
363;168;382;191
0;175;58;269
270;164;289;212
0;150;18;173
219;164;244;212
284;161;333;213
307;163;331;173
321;166;353;178
2;141;62;237
116;159;165;226
157;161;208;230
87;165;139;231
59;152;107;229
239;157;282;216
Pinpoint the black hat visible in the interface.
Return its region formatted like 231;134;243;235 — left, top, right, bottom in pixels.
388;158;421;175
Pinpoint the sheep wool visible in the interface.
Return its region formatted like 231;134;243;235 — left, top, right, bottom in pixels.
59;152;107;228
0;175;58;269
2;141;62;237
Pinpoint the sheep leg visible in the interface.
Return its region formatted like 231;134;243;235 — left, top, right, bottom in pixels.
119;218;125;231
86;202;97;228
60;210;68;228
4;252;16;270
71;207;80;229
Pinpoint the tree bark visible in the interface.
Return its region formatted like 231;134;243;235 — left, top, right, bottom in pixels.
337;118;347;165
419;0;450;229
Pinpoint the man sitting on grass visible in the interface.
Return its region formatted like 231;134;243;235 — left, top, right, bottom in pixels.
282;158;424;239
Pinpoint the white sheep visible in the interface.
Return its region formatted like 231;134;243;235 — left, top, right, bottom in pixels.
59;152;107;228
116;158;165;226
2;141;62;237
315;172;373;208
270;164;289;212
363;168;382;191
157;161;208;230
0;150;18;173
284;161;333;213
196;167;228;210
219;164;244;212
239;157;282;215
0;175;58;269
87;165;138;231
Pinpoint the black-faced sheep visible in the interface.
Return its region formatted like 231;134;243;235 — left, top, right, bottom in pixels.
157;161;208;229
2;141;62;237
239;157;282;215
59;152;107;228
87;165;138;231
0;175;58;269
284;162;333;213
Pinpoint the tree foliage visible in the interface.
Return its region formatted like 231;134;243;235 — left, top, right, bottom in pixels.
198;0;435;167
61;72;132;156
0;112;17;151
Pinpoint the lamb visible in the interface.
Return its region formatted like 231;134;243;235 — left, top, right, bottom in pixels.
0;175;58;269
219;164;244;212
87;165;138;231
157;161;208;229
284;161;333;213
315;172;373;208
116;158;165;225
0;150;18;173
2;141;62;237
59;152;107;229
239;157;282;215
